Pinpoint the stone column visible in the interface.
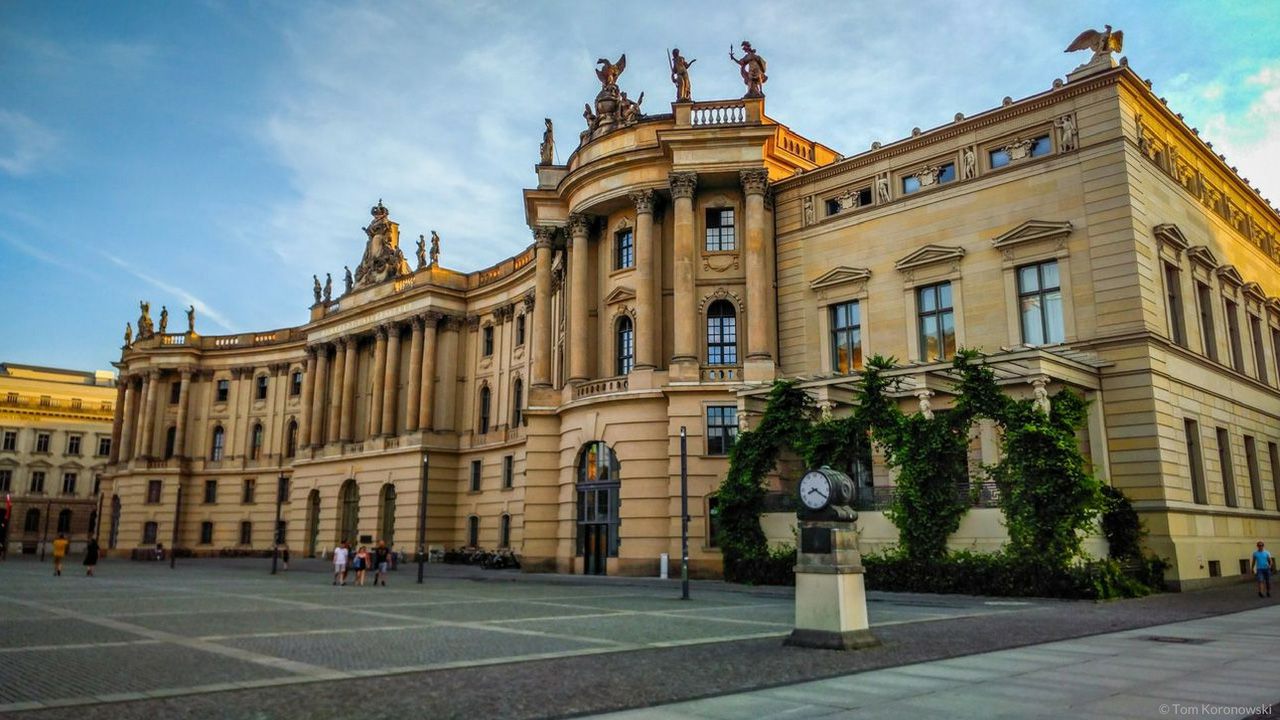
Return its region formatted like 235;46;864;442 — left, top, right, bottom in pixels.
339;336;358;442
308;345;329;447
420;312;441;430
405;317;424;432
567;213;592;384
381;324;401;436
436;316;461;431
369;326;388;437
632;189;657;370
327;339;346;445
172;368;192;458
137;370;157;458
298;348;315;450
118;377;137;463
109;380;127;464
531;226;555;388
669;172;699;378
741;168;774;380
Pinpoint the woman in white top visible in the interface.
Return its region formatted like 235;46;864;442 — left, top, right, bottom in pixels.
332;542;350;586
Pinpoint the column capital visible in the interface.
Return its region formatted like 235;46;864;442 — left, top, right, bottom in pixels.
740;168;770;195
410;315;425;331
375;325;389;341
669;171;698;199
532;225;558;249
630;189;656;214
494;303;515;323
523;291;536;311
567;213;592;238
423;309;445;325
465;315;481;331
442;314;465;332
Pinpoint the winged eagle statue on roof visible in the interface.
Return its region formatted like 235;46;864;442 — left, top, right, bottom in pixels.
1065;24;1123;63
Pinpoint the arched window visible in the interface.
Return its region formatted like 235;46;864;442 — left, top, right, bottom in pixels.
338;479;359;544
511;379;523;427
285;419;298;458
24;508;40;533
210;426;225;461
249;423;264;460
616;316;634;376
467;515;480;548
57;509;72;533
706;300;738;365
164;425;177;459
500;513;511;549
478;386;491;435
576;441;621;569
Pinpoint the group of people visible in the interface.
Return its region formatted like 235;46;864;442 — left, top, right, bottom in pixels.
331;539;393;587
49;533;99;577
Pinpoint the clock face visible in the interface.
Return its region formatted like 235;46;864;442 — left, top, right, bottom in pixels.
799;470;832;510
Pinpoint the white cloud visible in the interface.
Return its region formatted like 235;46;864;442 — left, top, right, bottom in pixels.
100;253;237;333
0;110;58;176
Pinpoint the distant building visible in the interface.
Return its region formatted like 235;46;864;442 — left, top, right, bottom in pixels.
0;363;116;555
103;39;1279;589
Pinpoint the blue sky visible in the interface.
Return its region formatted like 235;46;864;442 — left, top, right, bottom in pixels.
2;1;1278;372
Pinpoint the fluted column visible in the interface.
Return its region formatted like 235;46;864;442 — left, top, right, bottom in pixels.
405;317;424;432
381;324;401;435
172;368;192;458
308;345;329;447
369;326;388;436
326;339;346;444
567;213;592;384
531;226;555;388
741;169;773;375
339;336;358;441
631;189;657;370
118;377;137;462
298;348;316;450
436;316;461;431
137;370;158;458
109;380;127;464
669;172;698;376
420;312;441;430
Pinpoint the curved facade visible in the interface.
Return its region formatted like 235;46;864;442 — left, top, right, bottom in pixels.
105;50;1280;587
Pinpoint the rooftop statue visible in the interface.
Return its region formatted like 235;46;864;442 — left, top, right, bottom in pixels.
430;231;440;266
416;234;428;270
669;48;695;102
539;118;555;165
354;200;410;289
313;275;322;305
124;322;132;348
595;54;626;88
186;305;196;334
620;91;644;125
583;52;645;142
158;306;168;334
323;273;332;303
730;41;767;98
137;300;155;339
1065;25;1123;63
343;266;353;294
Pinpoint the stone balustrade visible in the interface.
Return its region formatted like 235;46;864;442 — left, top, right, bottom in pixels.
690;101;746;126
701;366;741;382
573;376;629;400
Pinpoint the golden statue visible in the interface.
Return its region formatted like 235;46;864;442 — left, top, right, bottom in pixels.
729;41;767;98
669;48;695;102
1065;25;1123;62
595;54;626;88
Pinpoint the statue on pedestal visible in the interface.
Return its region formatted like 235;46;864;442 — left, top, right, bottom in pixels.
416;235;427;270
581;53;645;143
353;200;409;288
343;266;353;294
158;306;168;334
323;273;332;303
313;275;322;305
137;301;154;339
539;118;555;165
186;305;196;334
124;322;133;347
429;231;440;266
730;41;767;98
1065;24;1123;64
669;48;695;102
620;91;644;125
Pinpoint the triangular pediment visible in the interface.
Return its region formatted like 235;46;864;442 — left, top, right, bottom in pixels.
1152;223;1190;252
895;244;966;272
1242;282;1266;302
810;266;872;291
1186;245;1219;268
1215;264;1245;287
991;220;1073;249
603;286;635;305
1268;297;1280;314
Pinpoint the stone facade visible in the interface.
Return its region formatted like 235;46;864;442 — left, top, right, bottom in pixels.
0;363;117;556
103;50;1280;588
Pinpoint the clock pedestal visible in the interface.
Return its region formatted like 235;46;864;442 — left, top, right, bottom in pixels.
785;521;879;650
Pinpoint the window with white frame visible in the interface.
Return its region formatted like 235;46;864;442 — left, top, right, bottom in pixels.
706;406;738;456
706;300;738;365
829;300;862;373
917;282;956;362
705;208;736;251
1017;260;1064;345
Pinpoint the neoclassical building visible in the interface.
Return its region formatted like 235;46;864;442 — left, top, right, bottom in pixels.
104;37;1280;588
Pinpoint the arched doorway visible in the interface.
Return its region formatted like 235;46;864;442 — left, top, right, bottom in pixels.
337;480;359;545
576;441;620;576
378;484;396;545
108;496;121;549
305;489;321;557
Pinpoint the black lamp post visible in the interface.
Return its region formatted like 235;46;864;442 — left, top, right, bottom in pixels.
680;426;690;600
271;473;287;575
417;452;429;584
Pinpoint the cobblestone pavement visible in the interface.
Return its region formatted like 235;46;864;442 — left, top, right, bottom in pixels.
0;556;1043;714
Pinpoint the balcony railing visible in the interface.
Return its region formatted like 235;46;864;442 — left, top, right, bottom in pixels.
701;366;741;382
574;376;629;400
0;396;113;415
690;101;746;126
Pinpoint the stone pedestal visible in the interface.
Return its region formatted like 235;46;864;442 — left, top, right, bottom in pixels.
786;522;879;651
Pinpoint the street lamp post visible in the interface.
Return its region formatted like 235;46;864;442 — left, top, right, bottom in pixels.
169;483;182;569
271;473;287;575
680;426;690;601
417;452;429;584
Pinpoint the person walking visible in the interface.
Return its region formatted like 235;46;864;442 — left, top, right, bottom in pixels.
1252;540;1274;598
332;542;350;586
373;540;390;587
83;537;100;576
281;544;290;571
51;533;69;576
353;545;371;587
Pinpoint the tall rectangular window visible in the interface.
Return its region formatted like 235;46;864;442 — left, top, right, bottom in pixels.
917;282;956;362
1216;427;1238;507
470;460;482;492
170;382;181;404
503;455;514;489
200;521;214;544
1224;299;1245;373
1268;442;1280;512
239;521;252;545
216;379;230;403
1196;282;1218;360
1244;435;1264;510
705;208;736;251
30;471;45;494
1018;260;1064;345
290;371;303;396
1272;328;1280;387
1185;419;1207;505
143;522;158;544
1165;264;1186;347
61;472;76;495
204;479;217;504
256;375;269;400
515;314;526;345
146;480;162;504
706;406;739;456
35;433;50;453
829;300;862;374
242;478;256;504
1249;315;1267;381
483;326;494;356
97;437;111;456
706;301;738;365
614;229;634;269
2;430;15;451
0;469;9;492
66;435;81;455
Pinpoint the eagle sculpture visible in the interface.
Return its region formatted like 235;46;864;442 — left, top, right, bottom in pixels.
1065;25;1123;59
595;54;626;88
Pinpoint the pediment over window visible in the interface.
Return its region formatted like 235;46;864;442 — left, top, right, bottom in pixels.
1186;245;1219;268
1152;223;1190;252
58;460;86;471
1215;264;1245;287
603;286;636;305
1243;282;1266;303
1267;297;1280;314
26;459;52;469
895;245;966;272
991;220;1073;249
809;266;872;291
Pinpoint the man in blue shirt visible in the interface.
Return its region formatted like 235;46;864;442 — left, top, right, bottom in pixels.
1251;541;1274;598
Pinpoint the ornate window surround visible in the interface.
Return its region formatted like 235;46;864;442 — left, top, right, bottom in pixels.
809;266;872;375
895;245;966;362
991;220;1076;346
